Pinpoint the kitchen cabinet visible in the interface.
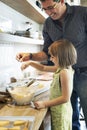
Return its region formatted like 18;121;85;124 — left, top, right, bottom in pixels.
0;0;48;24
0;33;44;45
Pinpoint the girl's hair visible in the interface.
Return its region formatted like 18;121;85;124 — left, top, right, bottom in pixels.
48;39;77;68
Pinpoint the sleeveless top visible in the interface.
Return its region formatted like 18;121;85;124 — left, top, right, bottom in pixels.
50;68;72;130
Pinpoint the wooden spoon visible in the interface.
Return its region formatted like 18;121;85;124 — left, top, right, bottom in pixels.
26;79;35;87
23;121;29;130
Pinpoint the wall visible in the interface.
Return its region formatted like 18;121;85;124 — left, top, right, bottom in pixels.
81;0;87;6
65;0;80;5
0;1;43;87
0;1;42;34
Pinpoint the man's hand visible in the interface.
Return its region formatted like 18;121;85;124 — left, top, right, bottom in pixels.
16;52;30;62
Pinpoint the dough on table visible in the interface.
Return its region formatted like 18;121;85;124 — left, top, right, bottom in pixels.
13;120;26;126
0;127;8;130
38;84;44;89
8;126;20;130
0;120;10;126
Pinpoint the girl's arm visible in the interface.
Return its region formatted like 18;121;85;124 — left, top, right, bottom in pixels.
34;69;73;109
21;61;57;72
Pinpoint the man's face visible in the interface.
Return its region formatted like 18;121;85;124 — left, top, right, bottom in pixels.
41;0;66;20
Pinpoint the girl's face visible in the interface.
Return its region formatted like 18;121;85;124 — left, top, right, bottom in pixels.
50;54;58;66
41;0;66;20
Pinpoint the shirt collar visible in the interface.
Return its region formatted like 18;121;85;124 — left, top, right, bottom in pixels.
65;3;73;15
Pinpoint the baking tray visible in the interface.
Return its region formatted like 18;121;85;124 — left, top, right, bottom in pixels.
6;79;51;97
0;116;35;130
29;80;51;96
35;81;51;96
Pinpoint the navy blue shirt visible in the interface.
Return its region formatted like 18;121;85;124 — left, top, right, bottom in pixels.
42;3;87;67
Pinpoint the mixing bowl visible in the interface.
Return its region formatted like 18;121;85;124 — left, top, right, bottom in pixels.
8;87;35;105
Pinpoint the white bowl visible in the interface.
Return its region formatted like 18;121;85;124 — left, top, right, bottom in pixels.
9;87;35;105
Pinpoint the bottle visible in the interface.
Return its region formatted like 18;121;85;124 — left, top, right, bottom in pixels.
34;31;39;39
36;0;41;8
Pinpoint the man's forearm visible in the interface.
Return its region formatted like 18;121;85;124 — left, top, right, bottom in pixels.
31;51;48;61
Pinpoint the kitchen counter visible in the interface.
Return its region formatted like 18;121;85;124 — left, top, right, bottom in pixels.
0;80;51;130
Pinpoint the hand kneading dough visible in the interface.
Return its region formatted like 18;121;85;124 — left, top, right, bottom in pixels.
0;120;10;126
13;120;26;126
8;126;20;130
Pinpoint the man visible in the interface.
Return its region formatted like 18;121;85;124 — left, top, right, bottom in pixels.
16;0;87;130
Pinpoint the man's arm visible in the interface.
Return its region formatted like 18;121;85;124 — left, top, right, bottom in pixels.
16;51;48;62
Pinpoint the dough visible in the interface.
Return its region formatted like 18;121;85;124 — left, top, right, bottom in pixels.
13;120;26;126
38;84;44;89
0;127;8;130
0;120;10;126
8;126;20;130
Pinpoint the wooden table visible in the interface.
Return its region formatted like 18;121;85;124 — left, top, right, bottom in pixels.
0;72;53;130
0;91;51;130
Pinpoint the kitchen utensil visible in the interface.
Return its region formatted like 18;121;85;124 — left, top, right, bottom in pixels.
0;93;11;103
0;116;35;130
23;121;29;130
30;101;35;108
0;91;10;96
14;28;31;38
25;79;36;87
8;87;35;105
29;77;52;81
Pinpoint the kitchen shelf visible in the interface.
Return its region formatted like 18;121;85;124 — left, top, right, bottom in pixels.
1;0;48;24
0;33;44;45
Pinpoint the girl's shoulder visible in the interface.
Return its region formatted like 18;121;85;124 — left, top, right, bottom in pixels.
60;67;74;76
55;67;74;76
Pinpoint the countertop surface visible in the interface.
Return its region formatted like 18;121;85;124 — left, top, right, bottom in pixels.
0;78;51;130
0;71;86;130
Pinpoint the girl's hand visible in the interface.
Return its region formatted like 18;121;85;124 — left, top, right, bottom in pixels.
21;62;29;70
34;101;46;109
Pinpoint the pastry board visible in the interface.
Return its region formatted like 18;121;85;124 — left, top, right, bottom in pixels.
0;116;35;130
35;81;52;96
29;80;52;96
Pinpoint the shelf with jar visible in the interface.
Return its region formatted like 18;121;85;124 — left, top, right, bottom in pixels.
0;0;48;24
0;32;44;45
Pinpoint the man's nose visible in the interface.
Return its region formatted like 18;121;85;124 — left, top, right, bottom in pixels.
45;10;54;15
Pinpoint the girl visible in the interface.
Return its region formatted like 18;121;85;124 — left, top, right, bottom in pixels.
21;39;77;130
